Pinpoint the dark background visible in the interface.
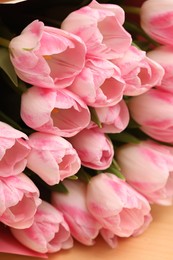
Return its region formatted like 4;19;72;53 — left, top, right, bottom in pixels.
0;0;143;37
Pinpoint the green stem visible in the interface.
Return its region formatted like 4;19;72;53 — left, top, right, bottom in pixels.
89;107;102;128
0;37;10;48
121;6;140;15
6;79;28;96
112;158;121;171
18;79;28;93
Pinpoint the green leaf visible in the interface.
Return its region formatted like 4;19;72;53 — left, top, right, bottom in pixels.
107;167;125;180
51;182;69;194
77;167;91;183
127;118;140;129
0;110;23;131
104;159;125;180
68;175;78;180
109;132;140;144
0;47;18;86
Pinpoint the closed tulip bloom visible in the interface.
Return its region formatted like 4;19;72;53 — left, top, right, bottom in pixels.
26;132;81;185
140;0;173;45
0;173;41;229
69;128;114;170
116;141;173;205
128;88;173;143
52;180;101;246
100;210;152;249
21;86;91;137
11;200;73;253
100;209;152;247
93;100;130;133
100;228;118;248
86;173;152;238
0;121;30;177
9;20;86;89
140;127;173;144
61;0;131;59
112;45;164;96
147;45;173;93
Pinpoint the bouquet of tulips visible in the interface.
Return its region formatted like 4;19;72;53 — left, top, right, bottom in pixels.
0;0;173;257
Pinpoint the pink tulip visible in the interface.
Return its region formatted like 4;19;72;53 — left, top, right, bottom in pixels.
139;127;173;144
52;180;101;246
0;121;30;177
69;128;114;170
147;45;173;93
90;100;130;133
61;0;131;59
128;88;173;143
140;0;173;45
0;173;41;229
100;209;152;248
68;58;125;107
0;223;46;258
26;132;81;185
86;173;152;238
100;228;118;248
9;20;86;89
116;140;173;205
112;45;164;96
21;86;91;137
11;200;73;253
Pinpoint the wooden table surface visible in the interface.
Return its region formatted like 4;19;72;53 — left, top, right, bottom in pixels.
1;204;173;260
